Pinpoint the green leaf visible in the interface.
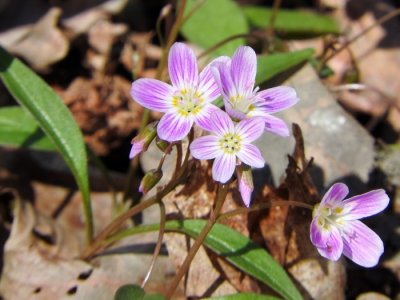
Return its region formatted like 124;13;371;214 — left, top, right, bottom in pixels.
181;0;249;56
244;6;340;38
114;284;145;300
204;293;281;300
0;106;56;151
0;46;93;241
256;49;314;84
110;220;302;300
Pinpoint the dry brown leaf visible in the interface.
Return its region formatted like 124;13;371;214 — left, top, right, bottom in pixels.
58;76;142;156
8;8;69;72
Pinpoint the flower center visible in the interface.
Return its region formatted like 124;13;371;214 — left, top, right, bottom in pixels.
315;204;345;229
229;95;253;114
172;89;204;117
219;133;241;154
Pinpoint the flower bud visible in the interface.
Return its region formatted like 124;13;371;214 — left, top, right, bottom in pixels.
236;165;254;207
139;169;163;194
129;122;158;159
155;137;170;153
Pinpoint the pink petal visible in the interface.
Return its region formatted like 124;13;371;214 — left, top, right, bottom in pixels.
342;220;384;267
212;154;236;183
190;136;220;160
168;43;198;90
157;111;193;142
198;56;230;102
211;60;236;100
235;117;265;143
255;86;299;113
237;144;265;168
230;46;257;96
194;104;220;132
342;189;390;220
129;140;145;159
210;110;234;136
130;79;173;112
310;219;343;261
321;183;349;207
262;114;290;137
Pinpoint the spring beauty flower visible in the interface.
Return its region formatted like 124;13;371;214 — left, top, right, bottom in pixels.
212;46;299;136
190;110;265;187
130;42;224;142
310;183;389;267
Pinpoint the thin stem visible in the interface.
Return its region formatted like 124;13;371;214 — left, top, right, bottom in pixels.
319;8;400;71
197;33;259;59
180;0;206;27
165;183;229;299
141;201;166;288
267;0;282;38
218;200;313;222
81;195;159;260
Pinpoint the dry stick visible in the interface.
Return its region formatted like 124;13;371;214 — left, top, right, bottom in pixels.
141;200;166;288
319;7;400;71
217;200;313;222
165;183;230;300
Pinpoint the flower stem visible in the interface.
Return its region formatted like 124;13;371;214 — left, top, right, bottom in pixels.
165;183;229;299
141;200;166;288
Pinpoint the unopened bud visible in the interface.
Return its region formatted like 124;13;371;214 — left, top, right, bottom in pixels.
129;122;158;159
237;165;254;207
139;169;163;194
156;137;170;153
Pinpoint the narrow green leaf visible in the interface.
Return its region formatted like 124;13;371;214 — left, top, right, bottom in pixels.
0;106;56;151
114;284;145;300
256;49;314;84
181;0;249;56
110;220;302;300
204;293;281;300
244;6;340;38
0;47;93;241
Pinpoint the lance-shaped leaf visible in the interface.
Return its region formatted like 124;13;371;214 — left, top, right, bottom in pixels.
0;46;93;241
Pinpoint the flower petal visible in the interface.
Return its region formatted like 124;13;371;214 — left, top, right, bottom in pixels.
212;60;236;100
198;56;230;102
210;110;234;136
249;111;290;137
131;79;173;112
129;140;144;159
190;135;220;160
194;104;221;132
342;189;390;220
157;111;193;142
235;117;265;143
321;183;349;207
310;219;343;261
212;153;236;183
255;86;299;113
230;46;257;96
237;144;265;168
342;220;384;267
168;43;198;90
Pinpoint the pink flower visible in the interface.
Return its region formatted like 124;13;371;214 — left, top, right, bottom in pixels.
310;183;390;267
212;46;299;136
130;43;224;142
190;110;265;185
